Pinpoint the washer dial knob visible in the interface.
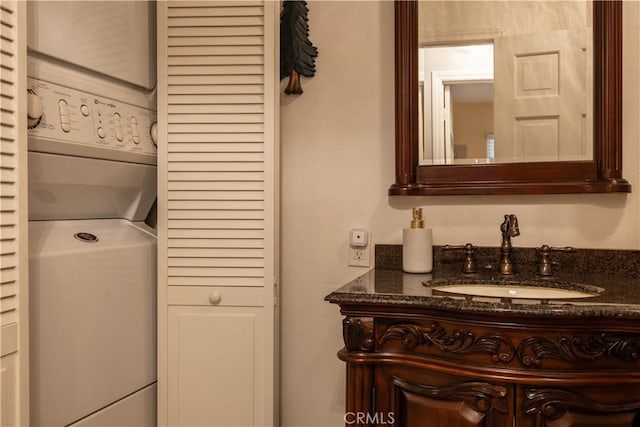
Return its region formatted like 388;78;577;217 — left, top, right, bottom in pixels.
27;89;43;129
150;121;158;148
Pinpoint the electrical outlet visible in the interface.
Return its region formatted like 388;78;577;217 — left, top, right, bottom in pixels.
349;243;371;267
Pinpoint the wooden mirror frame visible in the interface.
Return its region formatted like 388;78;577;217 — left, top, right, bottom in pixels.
390;0;631;196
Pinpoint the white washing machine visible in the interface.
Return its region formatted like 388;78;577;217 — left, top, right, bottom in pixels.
27;56;158;427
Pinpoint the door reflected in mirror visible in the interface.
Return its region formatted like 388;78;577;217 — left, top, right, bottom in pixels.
418;0;593;166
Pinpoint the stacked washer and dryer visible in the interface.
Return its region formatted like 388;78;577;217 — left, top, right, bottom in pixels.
26;2;158;426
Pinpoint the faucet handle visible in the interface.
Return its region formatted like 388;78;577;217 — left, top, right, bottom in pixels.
536;245;575;276
442;243;477;274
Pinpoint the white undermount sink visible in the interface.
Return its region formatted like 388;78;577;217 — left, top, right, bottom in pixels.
431;284;600;299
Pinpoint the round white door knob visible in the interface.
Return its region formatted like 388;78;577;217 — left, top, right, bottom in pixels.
208;292;222;305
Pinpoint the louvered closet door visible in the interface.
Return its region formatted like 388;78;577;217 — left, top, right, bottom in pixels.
0;1;27;426
157;1;277;426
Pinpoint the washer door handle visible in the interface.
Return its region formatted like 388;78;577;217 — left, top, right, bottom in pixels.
208;292;222;305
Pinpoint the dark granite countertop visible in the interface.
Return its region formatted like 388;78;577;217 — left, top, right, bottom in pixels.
325;245;640;319
325;269;640;318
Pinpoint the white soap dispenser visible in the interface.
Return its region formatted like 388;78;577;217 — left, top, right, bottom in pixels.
402;208;433;273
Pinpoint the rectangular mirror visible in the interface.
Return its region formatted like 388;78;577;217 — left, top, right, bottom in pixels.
391;0;630;196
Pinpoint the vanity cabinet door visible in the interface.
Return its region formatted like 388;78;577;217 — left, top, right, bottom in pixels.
374;366;514;427
516;385;640;427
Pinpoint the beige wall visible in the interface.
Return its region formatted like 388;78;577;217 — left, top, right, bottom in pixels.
452;102;493;160
418;0;589;45
279;1;640;426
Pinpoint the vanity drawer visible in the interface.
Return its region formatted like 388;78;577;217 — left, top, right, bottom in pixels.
168;286;264;307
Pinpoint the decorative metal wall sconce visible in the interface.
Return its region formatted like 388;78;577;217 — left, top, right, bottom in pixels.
280;1;318;95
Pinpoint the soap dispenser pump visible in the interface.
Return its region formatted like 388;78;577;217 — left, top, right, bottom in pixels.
402;208;433;273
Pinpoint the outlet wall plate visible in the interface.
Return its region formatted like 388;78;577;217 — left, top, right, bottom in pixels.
349;229;370;267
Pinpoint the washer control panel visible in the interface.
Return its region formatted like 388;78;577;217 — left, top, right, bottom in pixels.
27;77;157;164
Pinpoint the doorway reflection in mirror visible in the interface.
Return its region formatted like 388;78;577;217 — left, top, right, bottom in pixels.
419;43;494;165
417;0;592;166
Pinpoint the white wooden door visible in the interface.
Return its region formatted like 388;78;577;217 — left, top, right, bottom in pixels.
0;1;28;425
494;28;590;162
157;1;277;425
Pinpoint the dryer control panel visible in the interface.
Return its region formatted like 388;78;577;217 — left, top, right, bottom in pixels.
27;78;157;165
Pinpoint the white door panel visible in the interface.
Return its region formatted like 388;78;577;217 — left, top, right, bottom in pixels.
494;28;591;162
167;306;265;426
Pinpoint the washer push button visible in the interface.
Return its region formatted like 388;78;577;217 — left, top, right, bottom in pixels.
130;116;140;144
58;99;71;133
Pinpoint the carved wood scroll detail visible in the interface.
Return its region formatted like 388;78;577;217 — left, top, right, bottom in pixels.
377;322;640;368
393;377;509;414
343;317;374;352
517;334;640;367
379;322;515;363
523;388;640;421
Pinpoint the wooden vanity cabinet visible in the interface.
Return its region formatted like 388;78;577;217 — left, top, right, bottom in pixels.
337;308;640;427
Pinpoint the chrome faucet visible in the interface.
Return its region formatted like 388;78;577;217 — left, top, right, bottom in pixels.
499;214;520;275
